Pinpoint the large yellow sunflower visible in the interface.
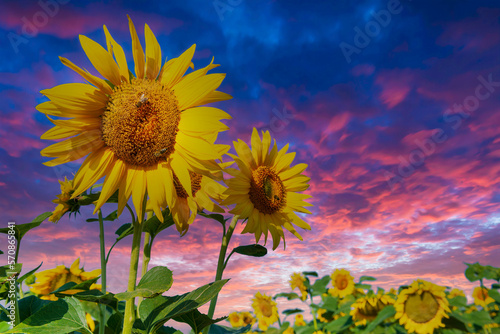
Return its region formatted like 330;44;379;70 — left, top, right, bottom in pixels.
29;258;101;301
223;128;312;249
328;269;355;298
350;292;395;326
289;272;308;300
38;16;231;223
251;291;279;331
394;279;450;334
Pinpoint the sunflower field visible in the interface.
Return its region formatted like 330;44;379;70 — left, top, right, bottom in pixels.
0;10;499;334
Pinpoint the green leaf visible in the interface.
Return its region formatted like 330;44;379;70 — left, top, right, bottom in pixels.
324;314;352;332
208;324;251;334
273;292;300;300
354;283;372;290
302;271;318;277
362;305;396;333
69;290;119;311
140;279;228;333
310;275;330;296
106;312;124;333
448;296;468;308
115;266;173;300
0;250;3;255
465;262;485;282
52;277;100;295
492;283;500;289
173;309;225;332
359;276;376;283
6;297;92;334
321;295;339;312
0;264;22;284
442;315;469;332
282;308;303;315
18;262;43;284
115;223;133;238
142;209;174;239
0;213;51;240
198;212;228;226
469;310;494;326
86;210;118;222
15;295;52;323
489;288;500;303
232;244;267;257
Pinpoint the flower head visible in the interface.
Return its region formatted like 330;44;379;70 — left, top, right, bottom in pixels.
251;291;279;331
29;258;101;300
289;272;307;300
472;286;495;308
394;279;450;334
328;269;355;298
39;17;231;229
223;128;312;249
350;292;395;326
227;311;255;328
447;288;466;299
49;177;80;223
294;313;306;326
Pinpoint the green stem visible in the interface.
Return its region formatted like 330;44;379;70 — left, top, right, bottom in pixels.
122;198;146;334
310;293;318;330
204;215;238;334
98;209;107;334
137;211;153;311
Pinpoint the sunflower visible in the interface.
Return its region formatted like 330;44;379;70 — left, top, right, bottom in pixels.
289;272;308;300
29;258;101;300
328;269;355;298
38;16;231;224
350;292;395;326
49;177;79;223
251;291;279;331
394;279;450;334
472;286;495;308
223;128;312;249
283;327;294;334
227;311;255;327
316;308;329;323
447;288;466;299
294;313;306;326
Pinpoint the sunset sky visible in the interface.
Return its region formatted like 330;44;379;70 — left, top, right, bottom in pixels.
1;0;500;330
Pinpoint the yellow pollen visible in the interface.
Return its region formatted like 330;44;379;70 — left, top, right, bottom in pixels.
248;166;286;214
174;172;203;199
101;78;180;166
405;291;439;324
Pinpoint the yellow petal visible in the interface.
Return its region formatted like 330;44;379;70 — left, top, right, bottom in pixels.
171;153;192;197
174;73;226;110
251;128;263;165
79;35;121;86
128;15;145;79
176;132;220;160
94;159;127;213
161;44;196;87
41;130;102;157
131;167;147;219
103;25;129;83
146;165;165;221
196;90;232;105
279;163;308;181
158;163;175;208
175;57;219;86
41;83;108;109
117;167;136;216
144;24;161;80
36;101;103;117
59;57;112;95
41;126;80;140
72;149;116;197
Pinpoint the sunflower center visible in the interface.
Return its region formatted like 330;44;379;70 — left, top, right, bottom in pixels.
337;277;348;290
174;172;203;198
101;78;180;166
249;166;286;214
404;291;439;324
260;302;273;317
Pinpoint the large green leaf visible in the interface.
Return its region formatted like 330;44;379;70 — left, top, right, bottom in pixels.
15;295;52;323
198;212;228;226
139;279;228;333
208;324;251;334
282;308;303;315
273;292;300;300
173;309;225;332
69;290;119;311
362;305;396;333
115;266;173;300
86;210;118;222
232;245;267;257
52;277;100;295
0;212;51;240
320;295;339;312
143;209;174;239
324;314;352;332
310;275;330;296
359;276;376;283
6;296;92;334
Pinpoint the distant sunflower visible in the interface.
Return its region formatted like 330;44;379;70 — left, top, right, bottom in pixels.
294;313;306;326
49;177;80;223
472;286;495;308
223;128;312;249
227;311;255;327
252;291;279;331
328;269;355;298
289;272;307;300
29;258;101;300
350;292;395;326
394;279;450;334
38;16;231;223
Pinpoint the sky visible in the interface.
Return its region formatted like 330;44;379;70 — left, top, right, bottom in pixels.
1;0;500;330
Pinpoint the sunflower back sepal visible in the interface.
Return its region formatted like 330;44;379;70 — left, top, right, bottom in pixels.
232;244;267;258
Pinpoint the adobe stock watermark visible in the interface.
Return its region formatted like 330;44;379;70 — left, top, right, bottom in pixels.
7;0;70;54
213;0;243;22
339;0;410;64
260;106;294;137
384;73;500;191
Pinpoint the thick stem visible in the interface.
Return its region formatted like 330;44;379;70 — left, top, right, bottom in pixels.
122;198;146;334
310;293;318;330
137;211;153;311
204;215;238;334
98;210;107;334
